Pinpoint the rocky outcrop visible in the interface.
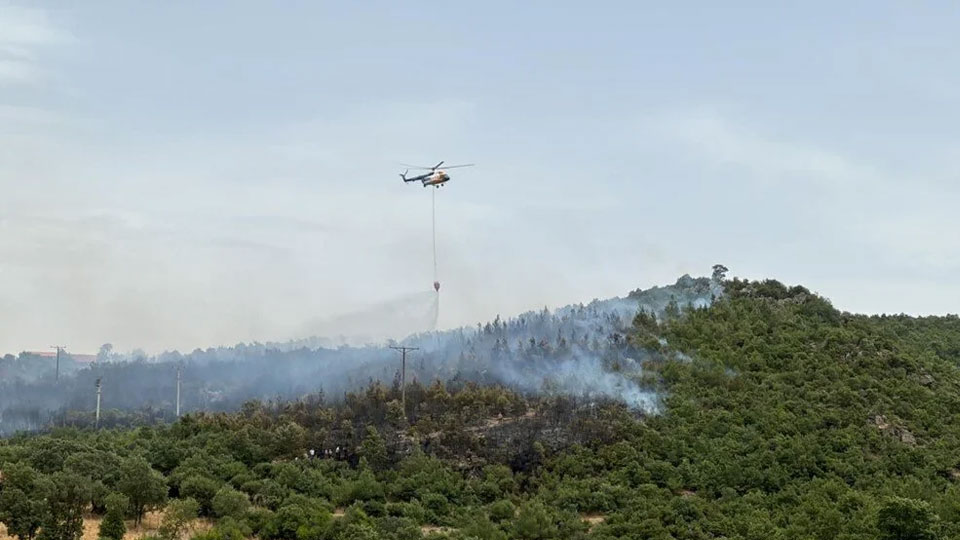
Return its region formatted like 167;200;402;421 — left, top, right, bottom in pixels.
871;414;917;446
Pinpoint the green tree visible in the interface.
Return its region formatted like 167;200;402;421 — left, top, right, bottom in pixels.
358;426;388;470
98;493;129;540
510;502;560;540
191;517;250;540
272;422;306;459
260;504;308;540
180;475;221;517
211;486;250;519
337;468;384;506
336;523;379;540
664;298;681;320
0;487;46;540
325;507;377;540
460;512;508;540
293;507;333;540
158;498;199;540
711;264;729;281
244;508;276;537
27;439;87;474
38;472;91;540
0;463;47;540
488;500;516;523
64;451;121;514
117;457;168;525
878;497;938;540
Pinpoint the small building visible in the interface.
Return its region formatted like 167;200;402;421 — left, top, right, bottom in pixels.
23;351;97;363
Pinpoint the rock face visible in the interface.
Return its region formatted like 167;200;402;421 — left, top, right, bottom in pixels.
871;414;917;446
898;429;917;446
872;415;890;430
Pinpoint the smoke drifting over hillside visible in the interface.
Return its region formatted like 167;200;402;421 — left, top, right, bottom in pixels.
296;290;439;347
0;275;721;434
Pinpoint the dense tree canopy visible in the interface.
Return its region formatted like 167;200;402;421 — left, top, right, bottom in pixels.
2;277;960;539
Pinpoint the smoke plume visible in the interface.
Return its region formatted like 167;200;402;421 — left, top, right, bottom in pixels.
0;275;721;434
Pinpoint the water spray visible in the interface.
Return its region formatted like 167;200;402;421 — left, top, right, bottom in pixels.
432;187;440;329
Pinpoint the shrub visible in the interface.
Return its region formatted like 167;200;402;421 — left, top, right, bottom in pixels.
98;493;129;540
211;487;250;519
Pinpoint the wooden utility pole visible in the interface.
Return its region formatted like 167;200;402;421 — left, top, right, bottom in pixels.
50;345;66;382
389;346;418;412
176;364;182;418
95;378;102;428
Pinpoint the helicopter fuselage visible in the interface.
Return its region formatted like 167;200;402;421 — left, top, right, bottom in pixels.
401;161;471;187
403;170;449;187
421;171;449;187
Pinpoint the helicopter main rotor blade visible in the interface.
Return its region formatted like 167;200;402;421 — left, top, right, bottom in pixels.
398;161;474;171
399;163;435;170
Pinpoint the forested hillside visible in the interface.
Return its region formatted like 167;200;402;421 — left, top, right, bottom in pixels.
3;277;960;539
0;275;719;435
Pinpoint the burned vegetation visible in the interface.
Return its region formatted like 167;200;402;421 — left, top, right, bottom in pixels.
5;276;960;539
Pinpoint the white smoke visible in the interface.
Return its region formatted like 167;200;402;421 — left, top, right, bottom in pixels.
0;275;722;432
296;290;438;347
485;351;660;411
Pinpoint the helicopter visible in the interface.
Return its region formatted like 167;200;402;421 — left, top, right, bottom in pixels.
399;161;474;188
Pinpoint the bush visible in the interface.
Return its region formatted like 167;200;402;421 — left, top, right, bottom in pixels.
211;487;250;519
374;516;422;540
241;479;288;510
158;498;200;540
181;476;221;517
260;505;307;540
458;512;508;540
261;503;330;540
877;497;937;540
293;508;333;540
487;500;515;523
360;499;386;518
386;500;427;524
98;493;129;540
325;507;377;540
206;517;251;540
336;469;384;506
244;508;275;537
190;518;249;540
420;493;453;526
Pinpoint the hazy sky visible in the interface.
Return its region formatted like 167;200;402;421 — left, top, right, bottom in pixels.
2;1;959;354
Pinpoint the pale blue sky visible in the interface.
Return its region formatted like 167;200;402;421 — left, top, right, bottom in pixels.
2;1;959;353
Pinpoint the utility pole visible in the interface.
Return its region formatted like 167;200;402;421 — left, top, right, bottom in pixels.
389;346;418;413
95;377;102;428
50;345;66;382
176;364;182;418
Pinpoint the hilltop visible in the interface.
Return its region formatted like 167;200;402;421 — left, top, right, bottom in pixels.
2;276;960;538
